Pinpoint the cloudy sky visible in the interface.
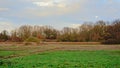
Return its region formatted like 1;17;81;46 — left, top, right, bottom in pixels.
0;0;120;32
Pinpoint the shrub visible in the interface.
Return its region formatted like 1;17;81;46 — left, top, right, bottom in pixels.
24;42;33;45
102;39;120;44
25;37;41;44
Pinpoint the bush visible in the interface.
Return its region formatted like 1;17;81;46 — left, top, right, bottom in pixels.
24;42;33;45
102;39;120;44
0;59;13;66
25;37;41;44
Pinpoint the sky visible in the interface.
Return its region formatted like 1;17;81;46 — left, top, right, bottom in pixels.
0;0;120;32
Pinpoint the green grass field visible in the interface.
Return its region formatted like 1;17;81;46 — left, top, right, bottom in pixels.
0;44;120;68
0;50;120;68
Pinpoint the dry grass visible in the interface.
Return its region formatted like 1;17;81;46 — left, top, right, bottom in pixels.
0;42;120;53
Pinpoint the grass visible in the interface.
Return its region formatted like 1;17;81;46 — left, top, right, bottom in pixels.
0;51;19;57
0;50;120;68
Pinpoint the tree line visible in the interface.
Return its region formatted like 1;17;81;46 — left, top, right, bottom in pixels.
0;20;120;44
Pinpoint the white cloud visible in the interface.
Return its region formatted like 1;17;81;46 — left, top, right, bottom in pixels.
33;0;67;8
15;0;87;18
69;24;81;28
0;22;15;32
95;16;99;19
0;8;9;11
33;2;53;7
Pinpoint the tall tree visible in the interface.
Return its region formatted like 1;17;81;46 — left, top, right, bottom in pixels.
0;30;9;42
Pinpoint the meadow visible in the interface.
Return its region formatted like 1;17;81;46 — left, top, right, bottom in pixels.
0;43;120;68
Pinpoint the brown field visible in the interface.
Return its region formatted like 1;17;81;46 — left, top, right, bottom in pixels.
0;42;120;51
0;42;120;59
